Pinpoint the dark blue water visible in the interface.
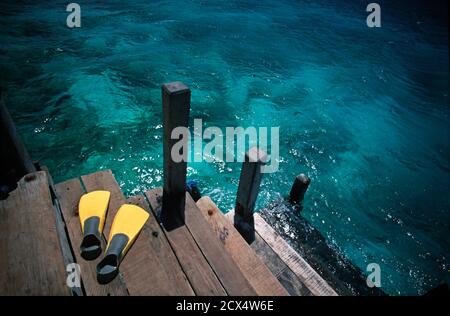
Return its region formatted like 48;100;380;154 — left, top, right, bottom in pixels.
1;0;448;295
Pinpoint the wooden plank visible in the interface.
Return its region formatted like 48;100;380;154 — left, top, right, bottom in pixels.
253;212;338;296
55;177;128;296
124;195;195;295
249;231;312;296
41;166;83;296
258;205;385;296
0;171;67;295
184;194;257;296
224;211;312;296
145;188;227;296
196;196;288;296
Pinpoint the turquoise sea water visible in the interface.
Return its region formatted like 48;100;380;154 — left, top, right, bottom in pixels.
1;0;448;295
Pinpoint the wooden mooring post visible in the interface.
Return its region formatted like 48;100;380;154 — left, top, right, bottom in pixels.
0;89;36;176
234;147;267;243
161;82;191;230
1;88;36;199
289;173;310;205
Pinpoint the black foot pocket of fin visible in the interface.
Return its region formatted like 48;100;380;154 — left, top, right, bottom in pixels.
96;233;128;284
80;237;102;261
80;217;102;261
96;254;119;284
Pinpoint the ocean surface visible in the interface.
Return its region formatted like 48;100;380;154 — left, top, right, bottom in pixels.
0;0;448;295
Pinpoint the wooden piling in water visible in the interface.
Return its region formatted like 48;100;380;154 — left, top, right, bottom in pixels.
0;89;36;176
1;89;37;198
161;82;191;230
289;173;310;204
234;147;267;243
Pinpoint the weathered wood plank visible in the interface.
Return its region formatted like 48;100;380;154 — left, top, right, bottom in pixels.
184;194;257;295
145;188;227;296
196;196;288;296
41;166;83;296
185;192;256;296
259;204;385;296
224;211;312;296
253;213;338;296
125;195;195;296
249;230;312;296
0;171;68;295
55;177;128;296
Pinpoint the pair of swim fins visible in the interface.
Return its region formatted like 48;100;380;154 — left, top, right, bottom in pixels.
79;190;149;284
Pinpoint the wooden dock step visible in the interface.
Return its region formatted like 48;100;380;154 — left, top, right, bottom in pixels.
225;210;338;296
253;212;338;296
0;171;68;295
207;199;312;296
196;196;289;296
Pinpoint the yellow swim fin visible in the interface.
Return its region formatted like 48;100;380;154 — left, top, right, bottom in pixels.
96;204;150;284
79;190;111;260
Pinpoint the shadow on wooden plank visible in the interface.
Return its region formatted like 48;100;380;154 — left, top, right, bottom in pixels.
145;188;227;296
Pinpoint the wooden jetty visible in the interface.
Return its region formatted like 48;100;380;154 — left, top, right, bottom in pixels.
0;83;338;296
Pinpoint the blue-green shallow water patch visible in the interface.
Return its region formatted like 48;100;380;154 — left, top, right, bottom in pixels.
0;0;448;295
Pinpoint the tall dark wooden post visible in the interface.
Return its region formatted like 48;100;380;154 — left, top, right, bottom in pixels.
161;82;191;230
0;89;36;176
234;147;267;243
